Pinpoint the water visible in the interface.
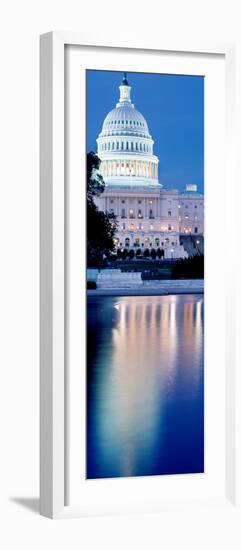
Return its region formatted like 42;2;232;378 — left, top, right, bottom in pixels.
87;294;204;479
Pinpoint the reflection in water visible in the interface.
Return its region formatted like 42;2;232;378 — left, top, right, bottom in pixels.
87;295;204;479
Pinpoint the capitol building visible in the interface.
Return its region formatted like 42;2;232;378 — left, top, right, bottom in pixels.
94;73;204;259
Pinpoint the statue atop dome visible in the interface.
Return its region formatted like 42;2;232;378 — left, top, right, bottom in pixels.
122;72;129;85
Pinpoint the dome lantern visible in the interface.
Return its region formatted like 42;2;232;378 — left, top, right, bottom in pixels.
117;72;133;107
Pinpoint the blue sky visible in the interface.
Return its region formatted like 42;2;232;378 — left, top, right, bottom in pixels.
87;70;204;193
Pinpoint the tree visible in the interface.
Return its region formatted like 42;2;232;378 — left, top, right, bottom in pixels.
136;248;141;257
172;254;204;279
121;248;128;260
151;248;157;259
144;248;150;257
129;249;134;260
87;152;117;266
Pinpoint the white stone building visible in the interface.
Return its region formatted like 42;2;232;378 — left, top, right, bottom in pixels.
94;73;204;258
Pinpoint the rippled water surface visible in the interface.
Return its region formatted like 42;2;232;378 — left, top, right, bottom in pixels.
87;294;204;479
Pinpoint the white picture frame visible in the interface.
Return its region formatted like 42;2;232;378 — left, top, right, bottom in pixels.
40;32;239;519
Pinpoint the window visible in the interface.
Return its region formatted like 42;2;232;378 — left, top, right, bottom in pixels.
138;209;142;218
149;200;153;205
116;142;119;150
136;143;138;150
121;142;124;150
168;224;172;231
195;205;197;208
131;142;134;150
149;209;154;219
129;208;134;219
126;142;129;150
112;142;114;150
138;200;142;204
121;200;125;204
110;199;114;204
168;210;171;217
194;227;198;233
140;143;142;151
121;209;126;218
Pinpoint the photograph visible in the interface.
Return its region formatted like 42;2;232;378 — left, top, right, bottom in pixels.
86;69;204;479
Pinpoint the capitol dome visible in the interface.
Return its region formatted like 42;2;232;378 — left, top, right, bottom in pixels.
97;73;161;189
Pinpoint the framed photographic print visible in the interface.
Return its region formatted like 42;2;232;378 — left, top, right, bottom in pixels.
40;32;239;518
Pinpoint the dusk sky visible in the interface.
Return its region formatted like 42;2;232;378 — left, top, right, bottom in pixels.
87;70;204;193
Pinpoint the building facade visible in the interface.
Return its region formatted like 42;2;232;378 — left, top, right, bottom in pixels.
94;73;204;258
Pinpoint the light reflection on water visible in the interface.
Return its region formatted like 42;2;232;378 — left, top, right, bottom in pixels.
87;294;204;479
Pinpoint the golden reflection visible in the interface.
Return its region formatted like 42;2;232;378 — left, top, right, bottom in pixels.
98;295;204;477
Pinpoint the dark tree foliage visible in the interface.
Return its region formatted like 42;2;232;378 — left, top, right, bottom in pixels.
156;247;164;259
129;249;135;260
136;248;141;257
87;152;117;266
151;248;157;259
172;254;204;279
143;248;150;257
87;151;105;200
